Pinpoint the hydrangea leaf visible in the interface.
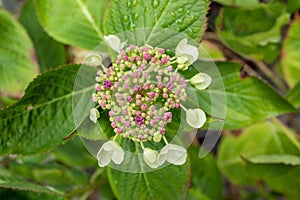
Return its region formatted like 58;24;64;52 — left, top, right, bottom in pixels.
103;0;210;49
181;61;297;130
107;152;190;200
216;2;289;63
0;64;97;156
213;0;259;7
0;9;38;98
281;18;300;87
188;147;223;200
0;168;64;196
243;154;300;166
19;0;66;72
217;119;300;185
34;0;109;49
286;80;300;108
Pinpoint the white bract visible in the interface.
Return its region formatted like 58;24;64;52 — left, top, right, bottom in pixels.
175;39;198;70
97;141;125;167
86;53;103;66
190;72;212;90
186;108;206;129
143;148;160;169
89;108;100;123
158;144;187;165
104;35;127;52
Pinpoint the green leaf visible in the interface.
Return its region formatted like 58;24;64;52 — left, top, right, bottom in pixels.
216;2;289;63
286;80;300;108
188;147;223;200
217;119;300;185
0;168;64;196
213;0;259;7
188;189;211;200
243;154;300;166
19;0;66;72
0;189;67;200
34;0;109;49
107;160;190;200
53;137;96;168
0;9;38;98
281;17;300;87
182;61;296;129
103;0;210;49
246;162;300;197
0;64;97;156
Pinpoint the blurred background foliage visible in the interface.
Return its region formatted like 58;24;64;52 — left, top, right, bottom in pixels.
0;0;299;199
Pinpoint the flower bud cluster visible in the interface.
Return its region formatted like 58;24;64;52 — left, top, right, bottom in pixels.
93;45;187;142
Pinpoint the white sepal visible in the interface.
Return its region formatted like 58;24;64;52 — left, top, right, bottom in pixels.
190;73;212;90
158;144;187;165
97;141;125;167
186;108;206;129
104;35;127;52
143;148;160;169
175;39;198;70
90;108;100;123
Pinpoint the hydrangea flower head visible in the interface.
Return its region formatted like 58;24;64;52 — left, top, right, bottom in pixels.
90;35;211;169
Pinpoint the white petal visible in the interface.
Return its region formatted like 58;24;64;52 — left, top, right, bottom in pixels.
184;45;198;63
143;148;160;169
97;147;111;167
157;148;168;166
186;108;206;128
190;73;212;90
175;38;198;65
89;108;99;123
165;144;187;165
111;149;124;164
104;35;121;52
97;141;124;167
176;39;188;56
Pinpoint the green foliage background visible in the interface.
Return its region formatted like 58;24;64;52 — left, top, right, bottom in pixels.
0;0;299;199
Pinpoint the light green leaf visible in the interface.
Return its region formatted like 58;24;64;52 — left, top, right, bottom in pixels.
281;18;300;87
0;168;64;196
0;9;38;98
217;119;300;185
244;154;300;166
103;0;210;49
213;0;259;7
182;62;296;130
0;64;97;156
188;189;211;200
34;0;109;49
216;2;289;63
286;80;300;108
19;0;66;72
188;147;223;200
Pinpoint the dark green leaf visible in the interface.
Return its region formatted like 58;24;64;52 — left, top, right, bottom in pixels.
0;188;67;200
34;0;109;49
0;9;38;98
188;147;223;200
0;64;97;156
103;0;210;49
107;159;190;200
19;0;66;72
0;168;64;196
